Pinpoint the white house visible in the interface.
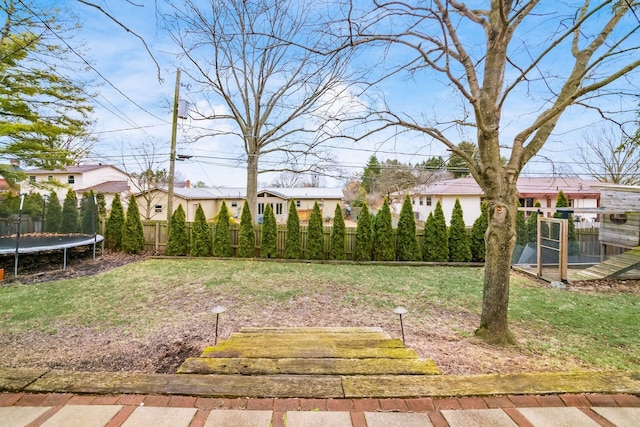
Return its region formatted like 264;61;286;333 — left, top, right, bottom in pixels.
392;176;601;226
20;164;133;210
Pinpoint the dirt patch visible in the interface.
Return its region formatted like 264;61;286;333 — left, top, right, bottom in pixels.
1;256;637;375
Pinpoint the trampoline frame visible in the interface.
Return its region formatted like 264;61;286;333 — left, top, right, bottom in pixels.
0;234;104;277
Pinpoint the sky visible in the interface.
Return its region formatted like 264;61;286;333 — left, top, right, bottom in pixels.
21;0;640;188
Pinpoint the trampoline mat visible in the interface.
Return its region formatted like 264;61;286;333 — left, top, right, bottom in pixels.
0;234;104;255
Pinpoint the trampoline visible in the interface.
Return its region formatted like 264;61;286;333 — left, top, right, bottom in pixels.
0;234;104;276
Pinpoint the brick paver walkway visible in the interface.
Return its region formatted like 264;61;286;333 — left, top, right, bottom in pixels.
1;392;639;426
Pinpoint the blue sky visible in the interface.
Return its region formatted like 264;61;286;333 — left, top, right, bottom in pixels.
29;1;640;187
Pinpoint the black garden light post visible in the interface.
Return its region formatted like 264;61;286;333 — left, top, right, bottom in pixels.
393;306;408;345
212;306;227;345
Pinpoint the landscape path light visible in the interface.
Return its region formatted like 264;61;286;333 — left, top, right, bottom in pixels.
393;306;408;345
211;306;227;345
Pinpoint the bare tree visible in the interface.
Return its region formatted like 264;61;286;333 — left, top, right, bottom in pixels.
336;1;640;343
270;171;304;188
161;0;355;221
119;138;170;220
576;124;640;185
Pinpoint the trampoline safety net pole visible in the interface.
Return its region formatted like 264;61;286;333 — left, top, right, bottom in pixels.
63;247;67;270
14;193;25;277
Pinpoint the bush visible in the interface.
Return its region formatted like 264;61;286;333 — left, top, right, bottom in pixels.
121;195;145;254
166;204;189;256
470;201;488;262
191;204;212;257
44;191;62;233
373;197;395;261
396;194;421;261
306;201;324;260
527;200;541;243
330;204;346;260
448;198;472;262
237;200;255;258
96;192;107;220
554;190;576;241
283;199;301;259
80;191;97;234
260;204;278;258
515;201;527;247
353;202;373;261
60;189;79;234
213;201;232;257
423;201;448;261
105;193;124;250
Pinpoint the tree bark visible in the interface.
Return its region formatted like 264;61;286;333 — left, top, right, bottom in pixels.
246;152;259;222
477;189;518;343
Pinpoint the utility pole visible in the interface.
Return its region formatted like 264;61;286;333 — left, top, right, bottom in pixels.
167;69;181;229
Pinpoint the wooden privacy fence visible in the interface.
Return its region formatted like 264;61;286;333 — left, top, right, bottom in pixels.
136;221;604;260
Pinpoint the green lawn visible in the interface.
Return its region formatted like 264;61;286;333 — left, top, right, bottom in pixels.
1;259;638;371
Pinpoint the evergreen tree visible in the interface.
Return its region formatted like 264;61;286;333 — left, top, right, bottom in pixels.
96;192;107;220
121;195;145;254
554;190;576;241
330;204;346;260
0;1;93;185
191;204;212;257
260;204;278;258
283;199;301;259
424;201;449;261
527;201;542;243
166;204;189;256
373;197;395;261
237;200;256;258
422;212;435;261
213;201;232;257
362;155;381;193
470;201;488;262
353;202;373;261
80;191;97;234
448;198;472;262
44;191;62;233
396;194;421;261
306;201;324;260
105;193;124;250
60;189;78;234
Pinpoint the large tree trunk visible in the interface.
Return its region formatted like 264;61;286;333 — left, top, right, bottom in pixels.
246;152;259;223
476;171;519;344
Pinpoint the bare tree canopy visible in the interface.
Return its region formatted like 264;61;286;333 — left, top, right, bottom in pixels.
576;123;640;185
334;0;640;343
161;0;356;220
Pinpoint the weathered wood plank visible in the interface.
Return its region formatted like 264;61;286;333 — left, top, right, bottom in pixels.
217;337;405;350
200;345;419;359
240;326;387;336
25;370;344;398
342;371;640;398
0;367;49;392
178;357;440;376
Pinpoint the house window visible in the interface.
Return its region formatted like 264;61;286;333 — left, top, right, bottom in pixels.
155;205;163;213
412;199;415;205
296;200;300;208
258;203;265;215
47;175;53;181
419;197;423;206
276;203;283;215
568;199;573;207
68;175;75;184
426;196;432;206
231;201;238;207
29;176;36;183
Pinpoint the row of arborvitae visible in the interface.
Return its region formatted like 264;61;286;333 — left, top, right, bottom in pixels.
0;189;107;235
160;194;486;262
104;193;146;254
